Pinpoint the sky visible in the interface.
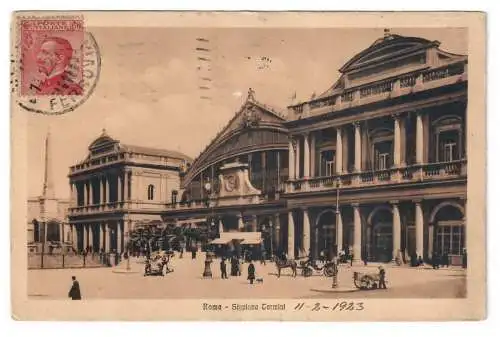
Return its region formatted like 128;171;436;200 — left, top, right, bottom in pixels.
24;27;467;199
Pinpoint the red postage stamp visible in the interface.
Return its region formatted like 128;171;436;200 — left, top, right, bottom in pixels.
20;18;85;96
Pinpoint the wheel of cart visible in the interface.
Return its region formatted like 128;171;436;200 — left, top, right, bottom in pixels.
323;263;336;277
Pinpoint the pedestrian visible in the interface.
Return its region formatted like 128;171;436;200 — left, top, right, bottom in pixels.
179;247;183;259
319;250;325;263
417;255;424;267
220;258;228;279
443;251;450;268
68;276;81;300
462;249;467;269
247;261;256;284
350;252;354;267
378;266;387;289
192;247;196;259
432;251;439;269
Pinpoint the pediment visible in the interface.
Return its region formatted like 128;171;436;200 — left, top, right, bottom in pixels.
221;101;285;138
181;96;286;186
340;35;437;73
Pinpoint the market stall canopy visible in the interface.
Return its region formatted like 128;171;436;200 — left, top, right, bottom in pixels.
209;232;262;245
210;237;231;244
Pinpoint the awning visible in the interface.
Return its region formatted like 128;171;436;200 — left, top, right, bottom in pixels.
241;238;263;245
210;238;231;245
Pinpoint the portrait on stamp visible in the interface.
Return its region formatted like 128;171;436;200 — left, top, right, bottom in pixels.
20;19;84;96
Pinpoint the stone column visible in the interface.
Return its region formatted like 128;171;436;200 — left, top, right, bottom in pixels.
273;213;280;253
237;214;244;231
391;201;401;261
287;211;295;259
89;180;94;205
83;181;88;206
336;127;343;174
251;215;258;232
71;224;77;249
218;219;224;233
354;122;361;172
117;221;122;253
336;209;343;254
99;176;104;205
393;114;401;167
295;138;301;179
99;224;105;252
71;183;77;207
302;208;310;256
88;224;94;251
83;224;88;250
310;133;316;177
415;201;424;258
105;177;110;203
117;174;123;202
303;134;310;178
400;116;407;166
353;204;362;263
288;138;296;180
124;171;130;201
104;223;110;253
261;152;267;190
416;113;424;164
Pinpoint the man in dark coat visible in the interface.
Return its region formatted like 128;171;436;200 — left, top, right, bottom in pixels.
247;261;256;284
68;276;81;300
378;266;387;289
220;258;228;279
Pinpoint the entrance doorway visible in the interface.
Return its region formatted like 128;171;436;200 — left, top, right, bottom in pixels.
316;210;337;260
369;208;393;262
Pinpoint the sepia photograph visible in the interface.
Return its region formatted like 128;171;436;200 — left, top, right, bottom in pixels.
10;11;486;321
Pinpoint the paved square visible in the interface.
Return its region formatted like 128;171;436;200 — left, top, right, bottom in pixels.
28;252;466;300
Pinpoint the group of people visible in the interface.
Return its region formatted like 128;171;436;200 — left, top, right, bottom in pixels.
219;256;257;284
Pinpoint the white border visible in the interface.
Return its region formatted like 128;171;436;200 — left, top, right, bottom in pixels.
1;0;497;336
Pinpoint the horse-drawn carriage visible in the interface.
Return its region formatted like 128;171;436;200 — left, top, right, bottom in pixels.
144;250;175;277
299;258;337;277
353;271;387;290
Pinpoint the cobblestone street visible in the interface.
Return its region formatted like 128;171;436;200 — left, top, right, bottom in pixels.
28;252;466;299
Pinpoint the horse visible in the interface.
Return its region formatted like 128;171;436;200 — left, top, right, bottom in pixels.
273;256;297;278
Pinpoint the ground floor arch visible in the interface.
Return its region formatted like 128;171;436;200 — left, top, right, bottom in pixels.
367;207;393;262
315;209;337;260
430;202;465;261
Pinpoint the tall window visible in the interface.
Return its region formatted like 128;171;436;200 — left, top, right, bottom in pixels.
147;184;155;201
436;223;465;255
374;141;392;170
320;150;335;176
439;130;459;162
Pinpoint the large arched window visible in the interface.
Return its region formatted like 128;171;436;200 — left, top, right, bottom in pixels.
147;184;155;201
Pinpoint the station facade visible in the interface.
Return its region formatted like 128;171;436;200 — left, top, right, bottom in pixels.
62;32;468;264
161;33;468;264
284;33;467;263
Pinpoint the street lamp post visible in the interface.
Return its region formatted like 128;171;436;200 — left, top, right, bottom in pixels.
335;177;341;256
332;177;341;289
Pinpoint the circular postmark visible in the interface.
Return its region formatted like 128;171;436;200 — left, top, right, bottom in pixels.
14;30;101;115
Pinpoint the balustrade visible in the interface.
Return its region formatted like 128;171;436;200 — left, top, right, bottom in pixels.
400;74;418;88
285;160;466;193
288;61;466;116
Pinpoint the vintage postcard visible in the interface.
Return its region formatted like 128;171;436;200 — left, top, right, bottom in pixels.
10;11;486;321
